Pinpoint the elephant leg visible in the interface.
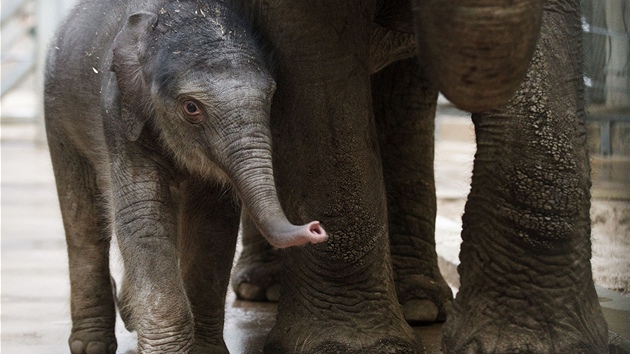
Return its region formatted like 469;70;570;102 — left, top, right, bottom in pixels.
112;157;194;353
177;179;239;354
231;212;282;301
442;1;608;353
48;138;117;354
372;57;453;323
258;2;418;353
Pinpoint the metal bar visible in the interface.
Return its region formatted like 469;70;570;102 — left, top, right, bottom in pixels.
587;111;630;159
586;112;630;122
585;25;630;41
0;0;29;23
0;58;35;96
1;25;32;55
600;121;612;156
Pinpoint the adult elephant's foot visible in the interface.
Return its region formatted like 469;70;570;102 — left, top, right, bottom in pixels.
267;327;418;354
191;341;229;354
231;214;282;301
69;318;117;354
390;228;453;323
389;217;453;323
441;239;608;353
231;246;281;301
265;245;421;354
443;292;607;353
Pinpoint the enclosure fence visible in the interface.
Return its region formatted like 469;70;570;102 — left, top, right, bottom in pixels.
582;0;630;156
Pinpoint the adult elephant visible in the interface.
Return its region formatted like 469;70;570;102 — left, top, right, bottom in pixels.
232;0;608;353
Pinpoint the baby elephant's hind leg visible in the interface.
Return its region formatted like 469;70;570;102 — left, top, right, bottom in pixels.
48;139;117;354
231;212;282;302
177;180;240;354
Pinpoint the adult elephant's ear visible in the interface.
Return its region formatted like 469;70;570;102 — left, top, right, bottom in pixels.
111;11;158;141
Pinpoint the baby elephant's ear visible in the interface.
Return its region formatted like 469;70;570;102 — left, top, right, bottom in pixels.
111;11;158;141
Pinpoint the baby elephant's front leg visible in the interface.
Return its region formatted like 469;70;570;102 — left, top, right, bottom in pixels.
112;159;193;353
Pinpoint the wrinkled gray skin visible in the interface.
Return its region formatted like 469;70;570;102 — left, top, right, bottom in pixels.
44;0;327;353
230;0;609;353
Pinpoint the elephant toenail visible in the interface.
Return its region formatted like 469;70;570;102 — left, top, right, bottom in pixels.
237;282;264;300
403;299;439;323
86;341;106;354
70;340;85;354
266;284;281;302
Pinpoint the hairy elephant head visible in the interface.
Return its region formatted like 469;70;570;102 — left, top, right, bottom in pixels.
413;0;543;112
110;3;327;248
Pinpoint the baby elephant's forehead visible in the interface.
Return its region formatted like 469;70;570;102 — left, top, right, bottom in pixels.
153;54;273;100
154;22;262;70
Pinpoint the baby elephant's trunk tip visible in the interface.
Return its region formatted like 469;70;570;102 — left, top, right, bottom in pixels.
306;221;327;242
269;221;328;249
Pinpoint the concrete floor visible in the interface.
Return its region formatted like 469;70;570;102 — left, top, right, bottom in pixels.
2;117;628;353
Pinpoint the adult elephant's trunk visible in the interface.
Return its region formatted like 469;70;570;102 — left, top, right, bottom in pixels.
414;0;542;112
222;126;327;249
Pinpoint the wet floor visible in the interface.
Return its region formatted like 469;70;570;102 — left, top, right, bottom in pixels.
2;118;628;353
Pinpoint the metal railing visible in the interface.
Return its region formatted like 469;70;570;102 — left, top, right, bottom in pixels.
1;0;77;128
582;0;630;156
1;0;36;100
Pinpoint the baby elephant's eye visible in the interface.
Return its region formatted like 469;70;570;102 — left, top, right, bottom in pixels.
182;100;204;123
183;101;200;115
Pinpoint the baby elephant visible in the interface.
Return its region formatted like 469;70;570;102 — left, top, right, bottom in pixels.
44;0;327;353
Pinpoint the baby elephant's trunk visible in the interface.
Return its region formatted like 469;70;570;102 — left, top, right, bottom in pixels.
222;119;327;248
